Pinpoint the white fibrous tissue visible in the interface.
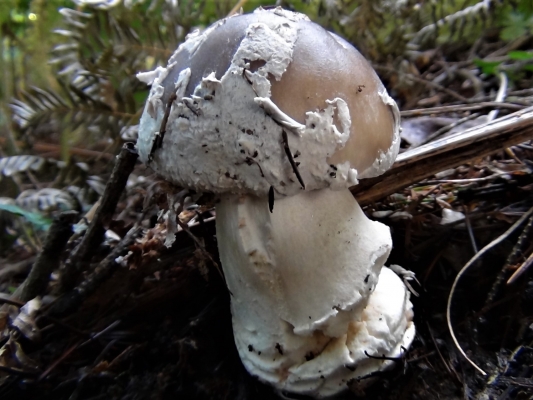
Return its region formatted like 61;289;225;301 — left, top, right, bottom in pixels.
216;189;415;397
136;8;400;198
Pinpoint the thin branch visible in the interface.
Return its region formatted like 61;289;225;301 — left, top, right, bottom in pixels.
59;143;138;292
228;0;248;16
150;92;177;160
487;72;508;122
175;217;224;279
414;113;481;148
463;205;478;254
17;211;78;302
400;102;524;118
0;294;24;307
426;321;453;376
0;365;39;377
38;320;122;381
422;171;511;185
49;225;142;317
375;65;469;102
353;106;533;205
507;249;533;285
446;205;533;376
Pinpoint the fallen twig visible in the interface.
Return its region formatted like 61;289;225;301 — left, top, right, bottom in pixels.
16;211;78;302
400;102;524;118
59;143;138;292
414;112;481;148
0;257;35;284
48;225;143;317
507;248;533;285
353;106;533;205
446;205;533;376
483;212;533;308
175;217;223;279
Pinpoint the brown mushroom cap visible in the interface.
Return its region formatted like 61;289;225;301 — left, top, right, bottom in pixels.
138;8;400;196
160;12;289;103
159;11;396;177
270;27;396;175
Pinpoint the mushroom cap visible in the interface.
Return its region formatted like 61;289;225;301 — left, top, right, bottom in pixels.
136;7;400;197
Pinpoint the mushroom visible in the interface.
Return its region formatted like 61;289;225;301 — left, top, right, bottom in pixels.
136;7;415;398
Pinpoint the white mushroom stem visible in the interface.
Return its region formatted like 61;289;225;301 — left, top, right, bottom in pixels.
216;188;415;397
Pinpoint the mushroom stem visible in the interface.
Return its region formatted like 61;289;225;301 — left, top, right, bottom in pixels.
216;188;415;397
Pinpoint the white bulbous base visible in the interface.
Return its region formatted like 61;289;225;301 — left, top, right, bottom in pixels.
216;189;415;398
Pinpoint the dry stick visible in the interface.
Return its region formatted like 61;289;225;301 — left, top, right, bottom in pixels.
426;321;453;376
228;0;248;16
38;341;81;381
463;205;478;254
422;171;512;185
411;75;469;101
375;66;470;102
446;205;533;376
352;106;533;205
400;102;524;118
0;294;24;307
488;72;520;164
487;72;508;122
49;225;143;317
16;211;78;302
175;217;224;279
507;247;533;285
352;107;533;374
38;320;122;381
414;112;481;148
507;249;533;285
0;257;35;284
0;138;116;160
58;143;138;293
482;210;533;310
0;365;39;377
150;92;177;160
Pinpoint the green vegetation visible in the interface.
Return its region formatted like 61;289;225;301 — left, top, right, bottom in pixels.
0;0;531;243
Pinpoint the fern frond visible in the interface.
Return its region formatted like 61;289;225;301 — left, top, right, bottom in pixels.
87;175;106;196
317;0;510;62
51;5;182;84
16;188;79;214
11;85;135;142
0;198;53;232
66;175;105;211
0;156;46;180
9;0;222;149
72;0;122;10
408;0;499;47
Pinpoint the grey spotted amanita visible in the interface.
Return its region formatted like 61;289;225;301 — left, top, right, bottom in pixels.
136;7;414;397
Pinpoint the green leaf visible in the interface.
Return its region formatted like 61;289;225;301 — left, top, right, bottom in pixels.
508;50;533;60
500;11;533;41
474;59;502;75
0;203;52;231
501;25;527;41
133;90;149;107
